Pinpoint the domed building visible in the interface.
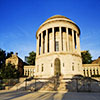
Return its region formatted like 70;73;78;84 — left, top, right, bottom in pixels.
35;15;83;78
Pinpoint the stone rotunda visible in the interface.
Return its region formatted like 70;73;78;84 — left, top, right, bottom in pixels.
35;15;83;78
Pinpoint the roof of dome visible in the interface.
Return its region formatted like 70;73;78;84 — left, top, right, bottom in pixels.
47;15;70;20
36;15;80;38
45;15;74;23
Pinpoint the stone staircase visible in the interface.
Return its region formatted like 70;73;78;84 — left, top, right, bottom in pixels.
57;76;68;91
39;76;68;92
10;76;69;92
10;78;36;91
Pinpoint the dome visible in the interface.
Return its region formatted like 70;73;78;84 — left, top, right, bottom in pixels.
46;15;70;21
44;15;75;24
36;15;80;38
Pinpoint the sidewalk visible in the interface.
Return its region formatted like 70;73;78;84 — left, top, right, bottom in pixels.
0;90;100;100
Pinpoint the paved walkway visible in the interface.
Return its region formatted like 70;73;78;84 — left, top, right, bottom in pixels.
0;90;100;100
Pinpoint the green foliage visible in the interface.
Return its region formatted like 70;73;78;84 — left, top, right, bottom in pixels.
0;63;20;79
0;49;6;68
0;48;19;79
81;50;92;64
0;48;13;69
6;52;13;59
27;51;36;65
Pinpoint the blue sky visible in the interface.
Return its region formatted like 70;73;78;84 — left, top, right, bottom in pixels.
0;0;100;61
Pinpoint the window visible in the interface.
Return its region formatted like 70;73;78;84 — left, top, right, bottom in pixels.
48;28;52;52
8;60;11;64
72;65;74;71
41;64;44;72
39;34;41;55
28;70;29;76
55;41;59;51
78;64;80;71
51;63;52;67
83;69;85;76
37;65;39;72
72;62;74;71
25;70;27;76
43;31;46;53
74;31;77;49
63;63;64;67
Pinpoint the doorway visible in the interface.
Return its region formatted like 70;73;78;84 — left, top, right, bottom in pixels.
54;58;61;76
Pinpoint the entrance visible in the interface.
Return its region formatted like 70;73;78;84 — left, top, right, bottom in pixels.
54;58;61;76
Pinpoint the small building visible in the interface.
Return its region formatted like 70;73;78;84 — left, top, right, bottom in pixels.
83;64;100;77
82;56;100;77
24;66;35;77
6;53;24;76
92;57;100;64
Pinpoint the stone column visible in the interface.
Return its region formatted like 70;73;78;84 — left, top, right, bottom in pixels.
27;69;28;76
29;68;31;76
77;34;80;52
45;29;48;53
66;27;69;51
24;69;26;76
59;27;62;51
52;27;55;52
36;35;39;56
41;32;43;54
95;68;97;75
76;33;78;49
72;30;75;52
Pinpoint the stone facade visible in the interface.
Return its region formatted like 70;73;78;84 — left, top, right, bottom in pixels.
23;15;100;78
6;53;24;76
35;15;83;78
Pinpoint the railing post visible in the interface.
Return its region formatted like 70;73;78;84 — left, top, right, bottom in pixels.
34;78;36;91
76;78;78;92
25;78;27;90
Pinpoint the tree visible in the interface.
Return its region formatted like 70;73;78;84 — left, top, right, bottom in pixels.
27;51;36;65
0;63;20;79
0;49;14;69
0;49;6;69
6;52;13;59
81;50;92;64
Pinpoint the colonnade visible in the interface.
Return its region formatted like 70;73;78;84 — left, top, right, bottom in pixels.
83;67;100;77
36;27;80;56
24;66;35;77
